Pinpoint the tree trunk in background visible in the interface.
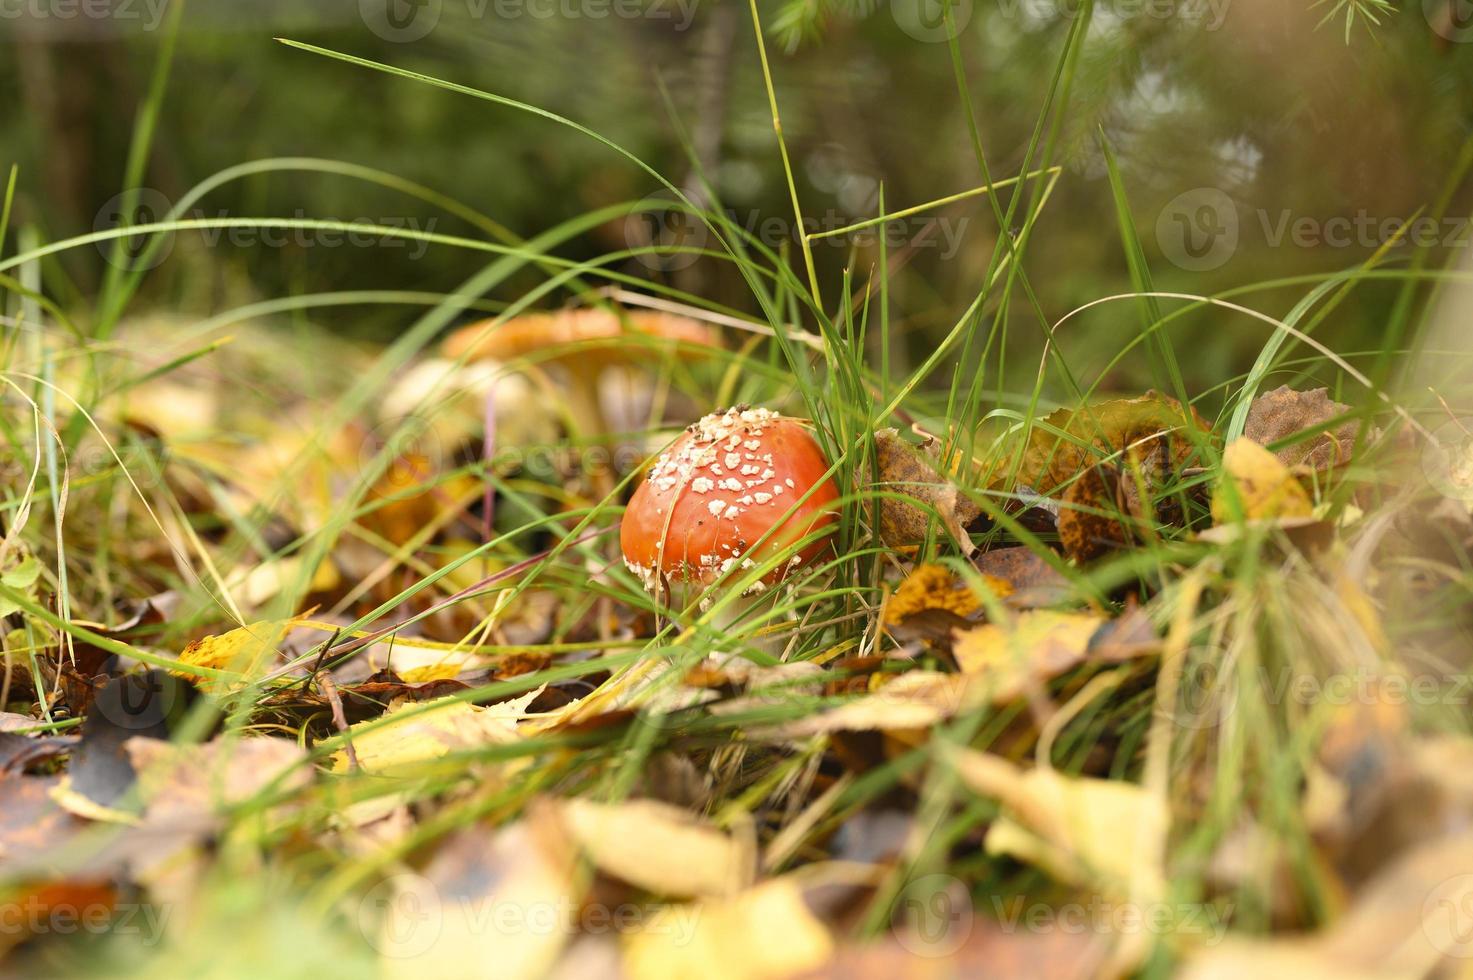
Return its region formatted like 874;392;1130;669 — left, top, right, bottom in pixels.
14;23;142;292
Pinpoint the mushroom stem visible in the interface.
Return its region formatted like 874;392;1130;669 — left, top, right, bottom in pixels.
563;362;606;438
563;362;615;499
666;582;778;657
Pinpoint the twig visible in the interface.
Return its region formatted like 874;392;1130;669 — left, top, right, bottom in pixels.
300;626;341;691
318;673;358;772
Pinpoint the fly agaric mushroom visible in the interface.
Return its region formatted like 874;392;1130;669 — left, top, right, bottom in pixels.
442;307;721;438
620;406;839;606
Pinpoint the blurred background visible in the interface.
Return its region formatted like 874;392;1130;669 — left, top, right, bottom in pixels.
3;0;1473;393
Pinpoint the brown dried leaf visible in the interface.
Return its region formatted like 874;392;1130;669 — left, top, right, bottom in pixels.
1057;464;1142;563
65;671;193;812
125;736;310;827
0;713;40;732
973;547;1074;607
1087;604;1161;661
0;776;86;866
0;731;77;775
874;429;982;554
1016;391;1211;495
1243;385;1362;470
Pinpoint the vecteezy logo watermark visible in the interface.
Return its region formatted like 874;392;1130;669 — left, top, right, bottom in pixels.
1423;874;1473;958
622;192;972;273
360;0;441;41
359;416;446;492
1422;416;1473;506
891;0;974;42
624;192;709;273
357;873;703;958
1156;188;1239;272
361;874;444;958
359;0;699;41
1170;648;1235;732
92;670;187;734
892;873;973;957
1425;0;1473;44
94;188;176;273
0;0;172;32
93;189;440;271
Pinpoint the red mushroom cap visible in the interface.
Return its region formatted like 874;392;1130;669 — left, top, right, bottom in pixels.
620;407;839;594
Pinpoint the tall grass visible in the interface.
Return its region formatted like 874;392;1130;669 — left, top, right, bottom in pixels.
1;0;1470;974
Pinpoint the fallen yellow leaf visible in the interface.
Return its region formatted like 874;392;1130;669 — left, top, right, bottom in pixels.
332;690;541;774
378;823;576;980
951;610;1106;699
234;554;340;609
174;619;302;690
556;798;752;899
1212;438;1313;524
883;563;1010;626
769;671;973;738
623;878;833;980
953;748;1168;901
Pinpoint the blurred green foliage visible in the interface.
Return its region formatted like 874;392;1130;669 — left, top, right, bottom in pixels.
3;0;1473;391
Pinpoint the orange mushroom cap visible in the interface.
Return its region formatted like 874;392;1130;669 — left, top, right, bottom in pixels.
443;308;720;364
620;407;840;593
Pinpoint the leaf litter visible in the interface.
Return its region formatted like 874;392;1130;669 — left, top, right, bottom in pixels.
1;316;1469;980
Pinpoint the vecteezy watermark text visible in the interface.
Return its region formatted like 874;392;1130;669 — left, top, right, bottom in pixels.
1167;658;1473;732
992;896;1232;945
0;897;171;945
361;874;701;958
94;189;439;271
624;193;971;272
0;0;171;31
359;0;699;42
